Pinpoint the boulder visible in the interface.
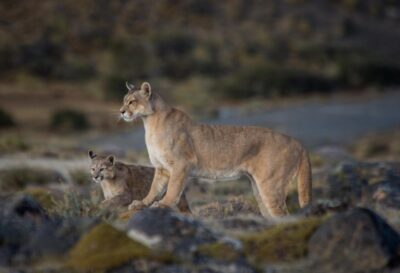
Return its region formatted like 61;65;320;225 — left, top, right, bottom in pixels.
68;222;166;272
126;208;224;256
308;208;400;272
15;216;96;263
320;161;400;207
0;216;33;265
0;194;95;266
369;179;400;209
2;194;48;220
0;194;48;265
111;260;256;273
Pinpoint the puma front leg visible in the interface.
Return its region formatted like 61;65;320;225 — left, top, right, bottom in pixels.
128;168;169;210
154;165;189;209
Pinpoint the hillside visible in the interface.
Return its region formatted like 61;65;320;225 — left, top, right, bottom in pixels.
1;0;400;101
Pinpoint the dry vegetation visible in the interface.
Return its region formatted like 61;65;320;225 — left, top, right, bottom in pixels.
351;128;400;161
1;0;400;137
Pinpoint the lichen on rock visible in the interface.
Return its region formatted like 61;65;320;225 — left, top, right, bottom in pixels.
68;222;169;272
240;217;324;265
196;241;243;263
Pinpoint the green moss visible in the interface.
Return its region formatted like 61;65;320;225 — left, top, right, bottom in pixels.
68;223;167;272
197;242;242;262
23;188;56;211
240;217;323;265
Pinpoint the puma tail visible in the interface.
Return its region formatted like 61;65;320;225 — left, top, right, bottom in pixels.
297;149;312;208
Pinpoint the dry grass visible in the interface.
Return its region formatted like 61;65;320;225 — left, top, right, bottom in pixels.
351;128;400;161
193;196;260;218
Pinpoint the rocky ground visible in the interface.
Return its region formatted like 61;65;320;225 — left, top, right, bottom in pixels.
0;143;400;273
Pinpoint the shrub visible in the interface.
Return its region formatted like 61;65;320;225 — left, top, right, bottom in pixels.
152;30;196;79
337;59;400;87
20;32;64;78
104;73;133;100
50;190;98;217
0;168;60;191
192;44;222;76
104;39;151;100
23;187;56;211
50;109;90;132
0;136;29;153
70;169;90;186
0;108;15;128
53;56;96;81
218;64;334;99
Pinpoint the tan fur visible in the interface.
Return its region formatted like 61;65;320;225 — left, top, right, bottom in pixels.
120;82;312;218
88;151;191;213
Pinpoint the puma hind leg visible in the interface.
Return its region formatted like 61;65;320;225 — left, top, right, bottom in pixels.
250;172;290;218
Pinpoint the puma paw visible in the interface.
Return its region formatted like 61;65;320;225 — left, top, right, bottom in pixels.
128;200;146;210
150;201;168;209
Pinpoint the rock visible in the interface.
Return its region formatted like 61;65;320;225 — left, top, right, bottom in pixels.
155;263;256;273
111;260;256;273
314;145;354;166
304;199;349;217
3;194;48;220
126;208;222;256
240;217;323;265
308;208;400;273
0;216;33;265
320;161;400;206
68;222;168;272
0;193;96;266
0;194;48;265
15;216;96;263
369;179;400;209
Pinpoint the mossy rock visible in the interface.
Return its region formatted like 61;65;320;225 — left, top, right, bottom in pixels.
240;217;324;265
23;187;56;211
68;222;170;272
197;242;242;263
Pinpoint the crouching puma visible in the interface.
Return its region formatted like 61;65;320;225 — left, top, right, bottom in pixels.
120;82;312;218
88;150;191;213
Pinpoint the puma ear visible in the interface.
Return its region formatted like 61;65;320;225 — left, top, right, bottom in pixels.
106;155;115;165
126;81;135;91
141;82;151;99
88;150;97;159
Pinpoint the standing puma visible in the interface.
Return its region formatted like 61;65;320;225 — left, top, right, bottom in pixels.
120;82;312;218
88;150;191;213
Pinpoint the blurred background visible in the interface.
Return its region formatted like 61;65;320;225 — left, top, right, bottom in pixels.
1;3;400;271
0;0;400;206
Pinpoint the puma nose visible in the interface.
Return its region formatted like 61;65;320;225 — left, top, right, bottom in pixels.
120;109;126;114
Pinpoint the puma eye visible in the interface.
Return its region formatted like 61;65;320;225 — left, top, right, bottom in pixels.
99;168;105;171
91;168;95;171
129;100;136;105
